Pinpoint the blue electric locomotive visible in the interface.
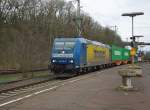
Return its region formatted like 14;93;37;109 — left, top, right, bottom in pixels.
50;37;111;77
50;37;87;77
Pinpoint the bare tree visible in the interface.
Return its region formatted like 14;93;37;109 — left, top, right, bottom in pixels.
0;0;123;71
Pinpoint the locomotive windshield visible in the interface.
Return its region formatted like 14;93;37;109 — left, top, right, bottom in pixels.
54;41;75;50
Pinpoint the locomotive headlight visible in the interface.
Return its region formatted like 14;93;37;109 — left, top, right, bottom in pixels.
52;60;56;63
70;60;73;63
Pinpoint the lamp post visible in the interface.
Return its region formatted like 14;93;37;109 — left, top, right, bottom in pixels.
122;12;144;64
122;12;144;48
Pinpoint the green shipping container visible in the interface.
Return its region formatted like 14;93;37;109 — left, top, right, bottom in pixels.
111;45;122;61
122;48;130;61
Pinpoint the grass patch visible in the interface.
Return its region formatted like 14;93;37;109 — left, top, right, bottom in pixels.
28;71;50;78
0;74;22;84
0;71;50;84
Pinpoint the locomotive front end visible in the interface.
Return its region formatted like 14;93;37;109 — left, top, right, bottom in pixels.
50;38;76;76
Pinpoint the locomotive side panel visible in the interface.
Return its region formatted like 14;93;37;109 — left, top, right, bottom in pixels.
86;44;110;66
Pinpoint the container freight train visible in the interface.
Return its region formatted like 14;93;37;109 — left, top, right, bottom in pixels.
50;37;130;77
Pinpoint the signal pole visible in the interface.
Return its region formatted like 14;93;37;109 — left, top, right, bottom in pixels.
74;0;82;37
109;25;117;33
114;25;117;33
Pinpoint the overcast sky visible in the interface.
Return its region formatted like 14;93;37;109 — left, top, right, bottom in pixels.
67;0;150;51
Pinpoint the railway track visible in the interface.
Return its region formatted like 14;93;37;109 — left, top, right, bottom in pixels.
0;71;89;101
0;70;107;108
0;77;57;101
0;74;90;101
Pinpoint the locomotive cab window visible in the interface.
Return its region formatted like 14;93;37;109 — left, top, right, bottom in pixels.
54;41;75;50
54;42;64;50
65;42;75;50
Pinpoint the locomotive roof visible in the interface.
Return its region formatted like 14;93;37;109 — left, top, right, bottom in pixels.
87;40;110;48
54;37;110;48
55;38;76;42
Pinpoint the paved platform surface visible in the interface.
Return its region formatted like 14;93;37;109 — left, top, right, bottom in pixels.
1;63;150;110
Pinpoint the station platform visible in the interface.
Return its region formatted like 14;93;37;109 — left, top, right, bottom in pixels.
1;63;150;110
